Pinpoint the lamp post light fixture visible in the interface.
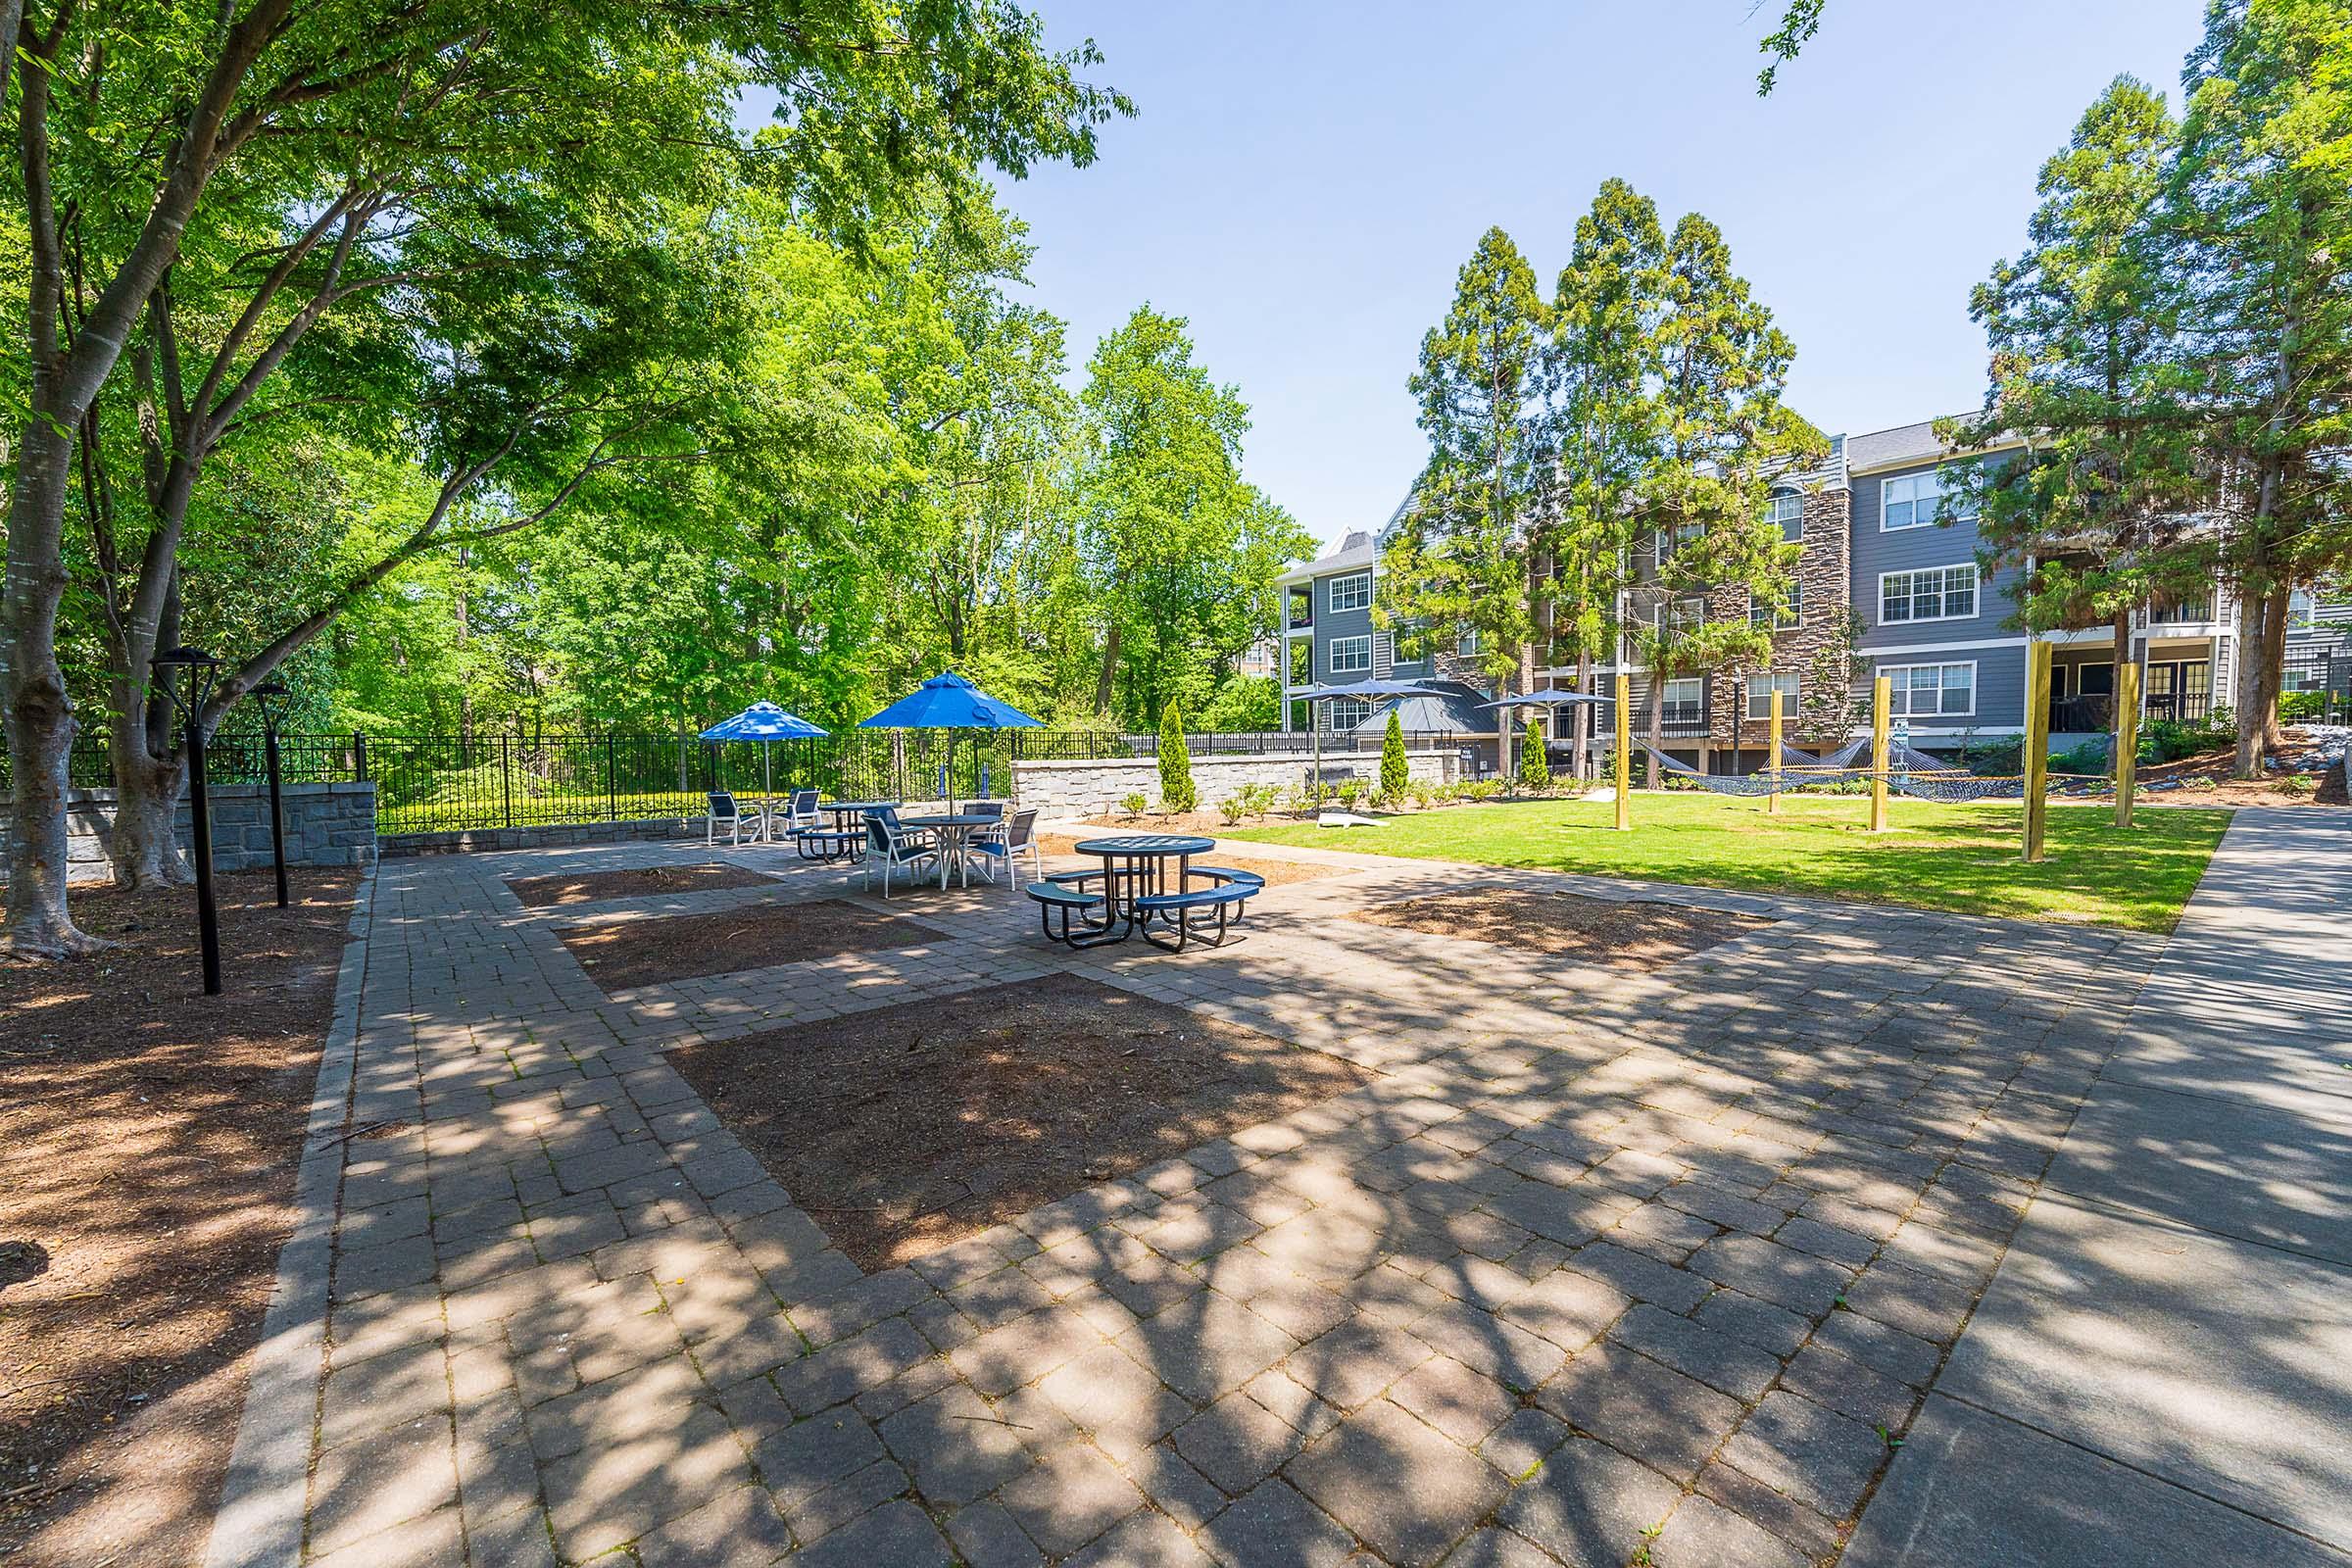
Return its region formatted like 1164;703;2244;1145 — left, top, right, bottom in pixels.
252;679;293;907
151;645;224;996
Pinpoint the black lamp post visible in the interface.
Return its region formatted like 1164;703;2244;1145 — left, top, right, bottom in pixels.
152;645;224;996
252;679;293;907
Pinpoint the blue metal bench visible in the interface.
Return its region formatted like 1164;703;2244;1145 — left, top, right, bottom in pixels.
1131;866;1264;953
1026;879;1109;945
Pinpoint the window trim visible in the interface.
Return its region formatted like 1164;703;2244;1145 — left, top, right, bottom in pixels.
1325;695;1375;731
1768;489;1804;543
1327;570;1372;613
1660;676;1705;723
1750;579;1802;631
1744;670;1800;720
1880;470;1979;533
1878;563;1980;626
1327;633;1372;675
1880;660;1978;719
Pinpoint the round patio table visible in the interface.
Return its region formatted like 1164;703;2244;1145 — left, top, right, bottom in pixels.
898;812;1004;890
1070;834;1215;942
825;800;897;828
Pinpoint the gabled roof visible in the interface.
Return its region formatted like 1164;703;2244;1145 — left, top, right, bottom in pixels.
1846;416;2029;474
1275;529;1380;586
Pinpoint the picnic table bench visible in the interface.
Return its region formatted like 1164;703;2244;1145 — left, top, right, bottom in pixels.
1025;854;1263;952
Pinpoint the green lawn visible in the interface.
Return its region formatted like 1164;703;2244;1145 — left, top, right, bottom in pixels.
1226;792;2231;932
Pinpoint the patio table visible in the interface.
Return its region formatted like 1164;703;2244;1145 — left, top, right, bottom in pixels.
1065;834;1216;944
898;812;1003;890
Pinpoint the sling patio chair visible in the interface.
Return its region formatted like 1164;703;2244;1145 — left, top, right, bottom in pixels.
707;790;754;847
858;809;939;898
968;807;1041;888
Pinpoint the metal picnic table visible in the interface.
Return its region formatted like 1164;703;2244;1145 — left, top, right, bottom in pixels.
898;812;1003;889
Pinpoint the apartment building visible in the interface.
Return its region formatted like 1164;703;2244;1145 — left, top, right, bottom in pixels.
1278;416;2352;768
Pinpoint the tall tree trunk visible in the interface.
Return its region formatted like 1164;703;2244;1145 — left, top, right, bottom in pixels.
1646;677;1664;789
1572;653;1592;781
1095;622;1120;718
2;416;102;955
2232;586;2268;778
2257;580;2290;751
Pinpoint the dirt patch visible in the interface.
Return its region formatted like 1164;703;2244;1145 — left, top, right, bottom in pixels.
1035;834;1346;889
506;861;774;907
0;868;360;1568
559;898;949;992
667;971;1374;1269
1351;888;1772;971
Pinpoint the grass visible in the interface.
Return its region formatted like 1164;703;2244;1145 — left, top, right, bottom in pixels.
1226;791;2231;932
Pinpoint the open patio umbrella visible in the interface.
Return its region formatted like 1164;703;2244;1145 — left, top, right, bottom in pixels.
858;671;1045;810
699;701;828;806
1296;678;1438;792
1481;687;1613;784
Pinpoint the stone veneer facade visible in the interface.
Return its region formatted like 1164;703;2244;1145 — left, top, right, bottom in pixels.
0;780;377;886
1704;484;1854;757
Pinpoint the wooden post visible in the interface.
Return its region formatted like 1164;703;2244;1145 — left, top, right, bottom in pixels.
1869;674;1890;833
1613;672;1631;831
2114;658;2139;829
1767;688;1784;815
2023;641;2052;862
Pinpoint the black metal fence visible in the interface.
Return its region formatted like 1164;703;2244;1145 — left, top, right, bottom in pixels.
0;724;1483;838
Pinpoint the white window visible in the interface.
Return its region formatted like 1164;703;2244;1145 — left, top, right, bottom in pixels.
2288;588;2317;627
1457;628;1481;656
1668;596;1706;635
1655;521;1704;564
1767;490;1804;543
1750;580;1801;630
1328;571;1372;613
1885;662;1976;718
1745;671;1799;719
1881;470;1978;531
1326;696;1375;731
1881;564;1978;624
1661;677;1704;723
1328;634;1371;674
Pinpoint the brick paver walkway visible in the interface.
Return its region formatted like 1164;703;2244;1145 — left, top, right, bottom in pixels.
207;829;2171;1568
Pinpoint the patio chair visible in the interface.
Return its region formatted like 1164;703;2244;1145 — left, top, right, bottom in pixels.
859;813;938;898
706;790;749;847
969;808;1040;888
781;788;821;840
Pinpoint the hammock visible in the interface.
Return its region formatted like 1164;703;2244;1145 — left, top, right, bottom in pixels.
1630;739;2107;805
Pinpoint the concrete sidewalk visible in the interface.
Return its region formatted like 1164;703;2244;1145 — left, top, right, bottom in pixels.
1846;807;2352;1566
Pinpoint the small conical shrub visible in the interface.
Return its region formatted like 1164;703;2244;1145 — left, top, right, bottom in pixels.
1380;710;1410;803
1158;700;1197;813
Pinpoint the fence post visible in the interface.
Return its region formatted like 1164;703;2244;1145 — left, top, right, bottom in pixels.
608;731;618;822
501;730;514;828
353;730;368;782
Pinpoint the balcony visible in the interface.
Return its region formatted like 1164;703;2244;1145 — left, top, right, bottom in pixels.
2050;694;2111;734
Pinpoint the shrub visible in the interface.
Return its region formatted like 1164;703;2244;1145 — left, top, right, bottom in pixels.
2050;740;2111;776
1518;717;1550;791
1217;794;1247;824
1120;791;1148;819
1157;701;1197;813
2279;691;2326;722
1336;777;1367;808
1380;710;1410;803
2276;773;2317;796
1407;779;1435;809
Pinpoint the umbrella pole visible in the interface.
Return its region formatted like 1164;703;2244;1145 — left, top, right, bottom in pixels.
1311;702;1322;806
947;732;956;814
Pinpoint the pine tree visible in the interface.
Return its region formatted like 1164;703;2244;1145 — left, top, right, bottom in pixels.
1947;77;2197;777
1544;180;1670;780
2165;1;2352;774
1382;228;1550;783
1157;699;1197;813
1380;710;1410;802
1626;213;1820;782
1518;716;1551;790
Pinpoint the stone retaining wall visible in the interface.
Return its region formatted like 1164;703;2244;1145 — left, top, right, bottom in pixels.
378;814;709;858
0;781;377;886
1011;749;1458;820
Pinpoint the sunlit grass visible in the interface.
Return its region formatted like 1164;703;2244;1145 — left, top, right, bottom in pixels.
1226;791;2230;932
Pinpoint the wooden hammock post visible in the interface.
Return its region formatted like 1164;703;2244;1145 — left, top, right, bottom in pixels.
2023;640;2052;862
1613;672;1632;832
2114;657;2140;829
1767;688;1784;815
1868;674;1890;833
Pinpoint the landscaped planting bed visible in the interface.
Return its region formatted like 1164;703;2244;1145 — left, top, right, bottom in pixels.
558;898;949;993
1352;887;1773;970
666;971;1374;1269
0;870;360;1567
506;860;773;907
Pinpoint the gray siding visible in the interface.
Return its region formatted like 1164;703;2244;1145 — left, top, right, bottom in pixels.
1850;456;2025;652
1308;567;1377;682
1868;643;2029;732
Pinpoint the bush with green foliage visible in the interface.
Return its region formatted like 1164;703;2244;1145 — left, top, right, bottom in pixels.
1157;701;1198;813
1336;777;1367;808
1380;710;1410;802
1120;792;1149;819
1217;794;1246;824
2050;740;2113;776
1518;718;1550;791
2279;691;2326;721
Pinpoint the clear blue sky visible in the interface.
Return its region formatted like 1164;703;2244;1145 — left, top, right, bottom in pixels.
980;0;2208;556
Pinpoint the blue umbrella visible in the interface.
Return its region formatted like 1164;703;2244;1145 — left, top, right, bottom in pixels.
858;672;1044;809
700;701;828;802
1295;678;1438;789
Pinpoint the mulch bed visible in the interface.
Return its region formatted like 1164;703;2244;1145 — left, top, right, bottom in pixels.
0;868;360;1568
506;861;774;907
559;898;950;993
1351;888;1773;972
667;971;1374;1269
